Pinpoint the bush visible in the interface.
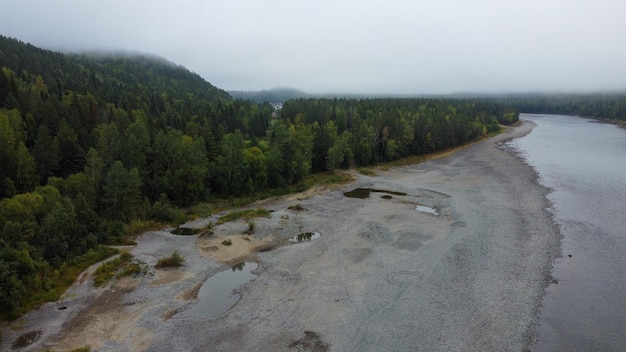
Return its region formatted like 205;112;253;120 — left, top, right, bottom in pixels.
287;204;307;211
222;239;232;246
155;252;185;268
246;221;255;235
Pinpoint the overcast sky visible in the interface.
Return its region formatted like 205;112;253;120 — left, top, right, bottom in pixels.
2;0;625;94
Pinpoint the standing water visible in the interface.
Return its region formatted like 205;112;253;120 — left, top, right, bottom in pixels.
509;114;626;351
175;262;258;318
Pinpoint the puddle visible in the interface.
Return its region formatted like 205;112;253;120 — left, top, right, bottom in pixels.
344;188;407;199
171;227;202;235
11;330;41;349
174;262;258;318
57;306;68;310
289;232;321;242
416;205;439;215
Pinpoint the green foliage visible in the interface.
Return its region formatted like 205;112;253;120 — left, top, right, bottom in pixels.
123;219;160;237
246;220;256;235
155;251;184;268
0;246;116;319
187;202;213;218
93;251;133;287
117;262;143;278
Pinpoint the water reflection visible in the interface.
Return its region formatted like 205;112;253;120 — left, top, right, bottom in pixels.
415;205;439;215
174;262;258;318
344;188;407;199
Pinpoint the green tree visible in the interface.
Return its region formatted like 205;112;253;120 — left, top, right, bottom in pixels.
0;249;35;311
31;125;59;183
39;199;78;265
55;121;85;177
103;161;142;220
15;141;39;192
327;130;353;171
84;147;104;186
243;145;268;192
120;116;150;170
216;131;248;196
94;122;120;168
171;135;208;203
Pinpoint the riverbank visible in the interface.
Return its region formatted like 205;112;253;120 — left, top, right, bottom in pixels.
1;120;560;351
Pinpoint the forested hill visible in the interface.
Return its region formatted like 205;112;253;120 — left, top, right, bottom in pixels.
0;36;230;109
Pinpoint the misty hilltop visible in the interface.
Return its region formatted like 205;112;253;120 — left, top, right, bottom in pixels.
0;35;230;108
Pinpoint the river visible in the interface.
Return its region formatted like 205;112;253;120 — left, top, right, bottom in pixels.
508;114;626;351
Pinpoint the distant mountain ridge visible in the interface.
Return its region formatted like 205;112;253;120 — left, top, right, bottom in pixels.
229;87;451;103
229;87;310;103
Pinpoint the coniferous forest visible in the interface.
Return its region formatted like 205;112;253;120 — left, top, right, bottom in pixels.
1;34;625;317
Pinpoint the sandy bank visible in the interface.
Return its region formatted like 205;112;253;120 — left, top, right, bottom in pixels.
1;121;560;352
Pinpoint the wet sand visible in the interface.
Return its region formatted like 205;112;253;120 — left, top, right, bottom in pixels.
0;121;560;352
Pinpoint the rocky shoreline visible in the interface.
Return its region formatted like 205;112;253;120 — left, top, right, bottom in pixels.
1;121;561;352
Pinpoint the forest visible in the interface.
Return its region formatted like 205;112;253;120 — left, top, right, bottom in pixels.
0;34;624;318
490;94;626;124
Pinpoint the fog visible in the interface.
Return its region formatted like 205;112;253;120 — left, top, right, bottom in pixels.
2;0;625;94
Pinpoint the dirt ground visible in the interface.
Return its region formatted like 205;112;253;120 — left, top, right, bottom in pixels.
0;121;560;352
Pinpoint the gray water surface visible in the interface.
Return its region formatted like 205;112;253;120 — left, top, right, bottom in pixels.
175;262;258;318
509;114;626;352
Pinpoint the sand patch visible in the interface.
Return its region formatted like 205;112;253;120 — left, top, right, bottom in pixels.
197;234;273;264
53;277;152;351
150;270;193;287
177;282;203;301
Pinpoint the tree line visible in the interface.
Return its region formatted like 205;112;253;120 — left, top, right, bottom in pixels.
488;94;626;122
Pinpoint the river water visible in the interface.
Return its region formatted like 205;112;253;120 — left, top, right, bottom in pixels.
508;114;626;352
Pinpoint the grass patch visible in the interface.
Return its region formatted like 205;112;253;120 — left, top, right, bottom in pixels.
118;262;143;277
93;252;135;287
246;220;256;235
222;239;233;246
217;208;271;225
155;252;185;269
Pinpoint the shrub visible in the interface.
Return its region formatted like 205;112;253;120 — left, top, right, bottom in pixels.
222;239;233;246
155;252;185;268
246;221;255;235
288;204;307;211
